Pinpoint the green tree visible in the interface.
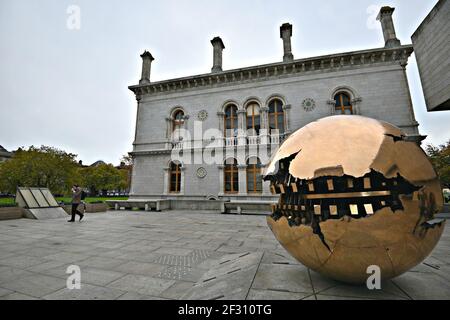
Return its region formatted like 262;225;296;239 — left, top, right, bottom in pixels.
81;163;123;196
0;146;80;194
120;154;133;167
426;140;450;188
118;168;130;191
119;154;133;192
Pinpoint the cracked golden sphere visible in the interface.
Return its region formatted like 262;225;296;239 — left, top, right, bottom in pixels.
264;115;445;284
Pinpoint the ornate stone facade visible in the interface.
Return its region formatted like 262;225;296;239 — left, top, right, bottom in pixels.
127;7;421;206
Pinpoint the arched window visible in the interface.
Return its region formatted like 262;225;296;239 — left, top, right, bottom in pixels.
169;162;181;193
247;158;262;193
172;109;185;132
268;99;285;134
224;159;239;193
334;92;353;115
224;104;238;137
246;103;261;136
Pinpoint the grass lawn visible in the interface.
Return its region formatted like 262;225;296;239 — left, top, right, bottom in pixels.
0;198;15;206
0;196;128;207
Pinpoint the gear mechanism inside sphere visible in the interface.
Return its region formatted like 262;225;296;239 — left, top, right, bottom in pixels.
263;115;445;284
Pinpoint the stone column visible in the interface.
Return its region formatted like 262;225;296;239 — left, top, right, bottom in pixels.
351;97;362;115
182;114;190;148
237;164;247;196
211;37;225;73
327;99;336;115
377;7;401;48
140;51;154;84
237;109;247;146
217;111;225;147
280;23;294;62
162;167;169;196
165;117;172;149
262;181;272;196
282;104;292;134
180;167;186;195
218;164;224;196
262;165;272;196
260;106;268;130
260;106;269;145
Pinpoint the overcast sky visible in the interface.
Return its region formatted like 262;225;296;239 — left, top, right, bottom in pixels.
1;0;448;165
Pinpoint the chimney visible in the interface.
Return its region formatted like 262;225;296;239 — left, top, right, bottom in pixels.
139;51;154;84
211;37;225;73
377;6;401;48
280;23;294;62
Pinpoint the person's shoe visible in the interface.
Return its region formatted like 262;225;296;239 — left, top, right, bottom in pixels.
67;220;75;222
79;214;84;222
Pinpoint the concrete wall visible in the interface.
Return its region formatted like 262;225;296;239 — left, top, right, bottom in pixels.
412;0;450;111
0;207;24;220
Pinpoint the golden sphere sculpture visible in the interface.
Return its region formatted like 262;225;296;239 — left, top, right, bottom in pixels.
264;115;445;284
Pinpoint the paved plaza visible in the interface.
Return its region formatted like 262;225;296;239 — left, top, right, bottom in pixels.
0;210;449;300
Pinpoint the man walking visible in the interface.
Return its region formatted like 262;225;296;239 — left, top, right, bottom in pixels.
68;185;84;222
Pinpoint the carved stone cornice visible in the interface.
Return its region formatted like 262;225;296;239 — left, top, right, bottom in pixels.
129;45;414;97
129;150;172;156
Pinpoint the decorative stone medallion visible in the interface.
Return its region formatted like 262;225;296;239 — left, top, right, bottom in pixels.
196;167;207;178
197;110;208;121
302;98;316;112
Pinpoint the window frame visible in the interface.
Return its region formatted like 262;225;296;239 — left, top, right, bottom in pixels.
334;92;353;115
172;109;185;133
268;99;285;134
224;104;238;137
224;159;239;194
246;158;262;194
246;102;261;136
169;162;182;193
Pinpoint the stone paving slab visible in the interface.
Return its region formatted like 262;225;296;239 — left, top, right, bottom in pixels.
0;210;449;300
0;287;13;297
1;274;66;298
42;283;125;300
247;289;311;300
252;264;313;294
107;274;176;296
1;292;39;300
0;266;34;284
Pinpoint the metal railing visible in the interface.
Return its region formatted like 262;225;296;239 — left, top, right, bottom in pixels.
170;134;285;150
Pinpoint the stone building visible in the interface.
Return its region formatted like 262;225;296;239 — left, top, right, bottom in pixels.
127;6;421;208
412;0;450;111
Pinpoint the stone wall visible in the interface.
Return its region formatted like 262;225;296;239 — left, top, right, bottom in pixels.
62;203;108;214
0;207;24;220
134;63;419;150
130;49;420;199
